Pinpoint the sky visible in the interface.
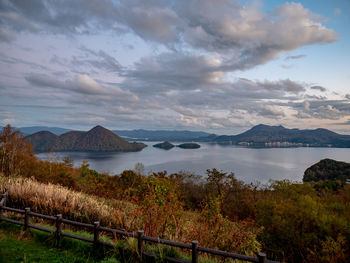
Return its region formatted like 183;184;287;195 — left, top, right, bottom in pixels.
0;0;349;134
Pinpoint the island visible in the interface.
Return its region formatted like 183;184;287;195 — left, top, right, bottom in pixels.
303;158;350;182
26;125;147;152
153;141;175;150
177;143;200;149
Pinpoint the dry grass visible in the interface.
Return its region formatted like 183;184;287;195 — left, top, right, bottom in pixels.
0;175;136;228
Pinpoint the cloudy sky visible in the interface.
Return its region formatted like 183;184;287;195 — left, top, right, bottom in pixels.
0;0;349;134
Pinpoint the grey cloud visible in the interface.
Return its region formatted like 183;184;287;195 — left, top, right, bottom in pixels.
72;46;123;73
177;1;336;70
255;106;286;118
0;0;116;34
25;73;136;102
285;54;306;60
25;73;103;95
1;0;337;72
346;94;350;100
256;79;305;93
310;85;327;92
0;27;14;42
292;100;350;120
124;52;224;94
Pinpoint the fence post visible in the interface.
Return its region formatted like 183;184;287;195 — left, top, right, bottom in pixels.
0;195;3;222
258;252;266;263
2;189;8;206
192;240;198;263
24;207;30;230
137;230;144;257
94;221;100;247
55;214;62;244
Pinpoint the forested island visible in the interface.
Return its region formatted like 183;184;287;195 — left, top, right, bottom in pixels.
26;125;146;152
153;141;175;150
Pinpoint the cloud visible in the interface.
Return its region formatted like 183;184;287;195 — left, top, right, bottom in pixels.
74;46;123;73
0;28;14;42
310;85;327;92
346;94;350;100
177;1;336;70
25;73;134;98
292;100;350;120
25;73;103;95
75;74;103;94
124;52;225;94
0;0;337;72
285;54;306;60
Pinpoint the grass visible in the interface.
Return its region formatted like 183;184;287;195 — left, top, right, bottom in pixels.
0;220;247;263
0;176;136;228
0;222;120;263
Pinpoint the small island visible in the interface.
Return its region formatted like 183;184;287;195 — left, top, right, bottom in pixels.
177;143;200;149
303;158;350;182
153;141;175;150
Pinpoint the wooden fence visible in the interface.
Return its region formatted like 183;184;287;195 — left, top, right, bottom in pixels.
0;190;278;263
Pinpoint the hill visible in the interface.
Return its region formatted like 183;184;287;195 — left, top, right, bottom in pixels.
200;124;350;147
26;125;146;152
303;159;350;182
16;126;72;136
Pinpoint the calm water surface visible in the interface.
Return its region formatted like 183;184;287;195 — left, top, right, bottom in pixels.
37;142;350;184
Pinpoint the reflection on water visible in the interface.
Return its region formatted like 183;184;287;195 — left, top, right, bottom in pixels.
37;142;350;184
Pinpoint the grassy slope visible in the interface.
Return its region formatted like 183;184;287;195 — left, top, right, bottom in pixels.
0;222;119;263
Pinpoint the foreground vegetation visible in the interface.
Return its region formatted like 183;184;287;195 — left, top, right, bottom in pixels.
1;124;350;262
0;222;119;262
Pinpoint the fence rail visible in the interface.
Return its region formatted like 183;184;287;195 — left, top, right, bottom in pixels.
0;189;279;263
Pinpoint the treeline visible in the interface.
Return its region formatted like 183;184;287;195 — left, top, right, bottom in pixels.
1;124;350;262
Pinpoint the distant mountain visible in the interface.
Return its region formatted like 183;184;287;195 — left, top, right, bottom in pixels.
303;159;350;182
27;125;147;152
197;124;350;148
113;129;211;141
17;126;72;136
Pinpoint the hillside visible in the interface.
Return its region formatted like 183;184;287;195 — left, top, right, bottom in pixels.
202;124;350;147
303;159;350;182
26;125;146;152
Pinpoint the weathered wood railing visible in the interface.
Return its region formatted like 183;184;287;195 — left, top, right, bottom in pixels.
0;189;279;263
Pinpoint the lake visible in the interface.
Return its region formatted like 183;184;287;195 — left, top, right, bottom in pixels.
36;142;350;184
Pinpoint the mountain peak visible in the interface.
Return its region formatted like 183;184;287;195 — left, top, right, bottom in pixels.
90;125;107;131
251;124;285;130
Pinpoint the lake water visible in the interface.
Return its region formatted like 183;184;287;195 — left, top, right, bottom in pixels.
36;142;350;184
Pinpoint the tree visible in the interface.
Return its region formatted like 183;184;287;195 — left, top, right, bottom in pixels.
0;124;35;176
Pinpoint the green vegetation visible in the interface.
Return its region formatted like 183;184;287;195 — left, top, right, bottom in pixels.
303;158;350;183
0;222;119;263
1;124;350;262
